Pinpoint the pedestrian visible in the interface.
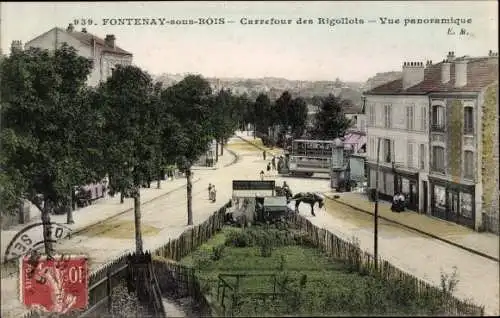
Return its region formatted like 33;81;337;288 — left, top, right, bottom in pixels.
271;156;276;170
267;162;271;175
263;151;266;161
260;170;265;181
210;186;217;203
208;183;213;200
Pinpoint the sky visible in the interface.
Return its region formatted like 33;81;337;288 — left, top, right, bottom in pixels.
1;1;498;82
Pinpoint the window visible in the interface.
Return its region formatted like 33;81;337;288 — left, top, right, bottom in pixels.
464;107;474;134
383;138;392;163
421;107;427;131
384;104;392;128
369;104;376;126
464;151;474;179
360;119;366;132
432;146;445;173
419;144;426;170
406;105;414;130
407;143;414;168
432;105;445;131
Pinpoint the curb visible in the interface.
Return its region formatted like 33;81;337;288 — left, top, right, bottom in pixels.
325;194;499;263
71;177;202;236
223;146;240;167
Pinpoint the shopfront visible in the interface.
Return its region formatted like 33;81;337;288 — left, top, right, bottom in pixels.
366;162;395;202
393;169;419;212
429;176;475;229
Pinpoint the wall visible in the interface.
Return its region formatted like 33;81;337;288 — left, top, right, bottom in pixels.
365;95;428;169
480;85;499;233
446;99;464;182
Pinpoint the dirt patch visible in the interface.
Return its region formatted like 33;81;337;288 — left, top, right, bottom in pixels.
79;220;161;238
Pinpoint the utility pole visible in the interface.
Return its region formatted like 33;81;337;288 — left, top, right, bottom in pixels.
374;137;381;268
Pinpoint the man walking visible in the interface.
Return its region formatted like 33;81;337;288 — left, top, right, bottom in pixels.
271;156;276;170
208;183;213;200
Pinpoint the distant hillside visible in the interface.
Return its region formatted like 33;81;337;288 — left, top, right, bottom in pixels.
363;71;402;92
153;73;365;105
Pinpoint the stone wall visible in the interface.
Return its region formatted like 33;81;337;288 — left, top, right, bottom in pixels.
481;85;499;234
446;99;464;182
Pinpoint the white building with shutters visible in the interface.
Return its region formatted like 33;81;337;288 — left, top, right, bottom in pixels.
364;61;431;213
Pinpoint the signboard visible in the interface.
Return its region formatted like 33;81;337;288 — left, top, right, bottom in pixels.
20;254;89;314
232;180;275;191
349;156;366;182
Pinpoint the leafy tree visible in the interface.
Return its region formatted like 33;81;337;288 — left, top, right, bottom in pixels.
253;93;273;135
99;65;156;254
161;75;213;226
309;94;352;140
288;97;308;138
0;44;95;255
275;91;293;130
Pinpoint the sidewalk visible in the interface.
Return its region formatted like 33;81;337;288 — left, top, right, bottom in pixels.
0;147;237;264
234;130;284;156
323;191;499;261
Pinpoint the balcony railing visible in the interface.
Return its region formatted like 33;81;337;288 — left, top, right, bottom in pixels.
431;124;445;132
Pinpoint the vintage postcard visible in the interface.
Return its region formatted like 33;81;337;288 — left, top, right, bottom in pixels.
1;1;498;318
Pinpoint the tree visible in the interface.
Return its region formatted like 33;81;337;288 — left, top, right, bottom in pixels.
99;65;156;254
161;75;214;226
0;44;96;255
275;91;293;131
253;93;273;135
288;97;308;138
309;94;353;140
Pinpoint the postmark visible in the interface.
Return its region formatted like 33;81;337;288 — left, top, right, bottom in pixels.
4;222;73;263
19;253;89;314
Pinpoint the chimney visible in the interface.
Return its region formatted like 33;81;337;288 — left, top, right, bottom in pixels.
446;51;455;62
402;61;425;89
105;34;116;48
10;40;23;53
454;59;468;88
67;23;74;32
81;28;87;33
441;59;451;84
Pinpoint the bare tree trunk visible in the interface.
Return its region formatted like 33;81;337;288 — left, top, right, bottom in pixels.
120;187;124;204
133;187;143;254
186;168;193;225
215;141;219;163
66;185;74;224
157;175;161;189
220;138;224;156
41;198;53;257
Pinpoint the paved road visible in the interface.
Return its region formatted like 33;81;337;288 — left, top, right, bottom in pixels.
1;133;498;317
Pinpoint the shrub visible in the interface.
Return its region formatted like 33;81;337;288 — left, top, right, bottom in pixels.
211;244;226;261
192;250;212;269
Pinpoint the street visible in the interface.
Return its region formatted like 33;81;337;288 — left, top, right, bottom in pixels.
1;132;499;317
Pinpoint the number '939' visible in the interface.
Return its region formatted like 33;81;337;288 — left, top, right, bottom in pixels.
73;19;94;26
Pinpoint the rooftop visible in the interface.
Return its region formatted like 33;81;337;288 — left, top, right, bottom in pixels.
365;56;498;95
27;27;133;56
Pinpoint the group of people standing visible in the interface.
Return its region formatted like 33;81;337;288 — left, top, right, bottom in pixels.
208;183;217;202
391;192;406;212
260;151;278;180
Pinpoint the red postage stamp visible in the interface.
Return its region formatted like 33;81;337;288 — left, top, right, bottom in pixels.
19;254;89;314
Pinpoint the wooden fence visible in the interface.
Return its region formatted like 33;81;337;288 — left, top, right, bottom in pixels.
20;200;232;318
288;213;485;316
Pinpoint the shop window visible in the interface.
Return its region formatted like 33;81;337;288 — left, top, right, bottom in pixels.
460;193;473;218
433;185;446;210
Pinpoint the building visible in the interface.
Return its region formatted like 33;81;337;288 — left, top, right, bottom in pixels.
364;51;499;233
344;105;367;155
24;23;133;87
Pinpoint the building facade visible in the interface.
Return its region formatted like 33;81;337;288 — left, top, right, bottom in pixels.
24;24;133;87
364;51;499;233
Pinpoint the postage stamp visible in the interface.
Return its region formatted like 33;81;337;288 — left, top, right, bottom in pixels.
19;253;89;314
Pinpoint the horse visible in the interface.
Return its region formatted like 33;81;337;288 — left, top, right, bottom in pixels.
291;192;325;216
